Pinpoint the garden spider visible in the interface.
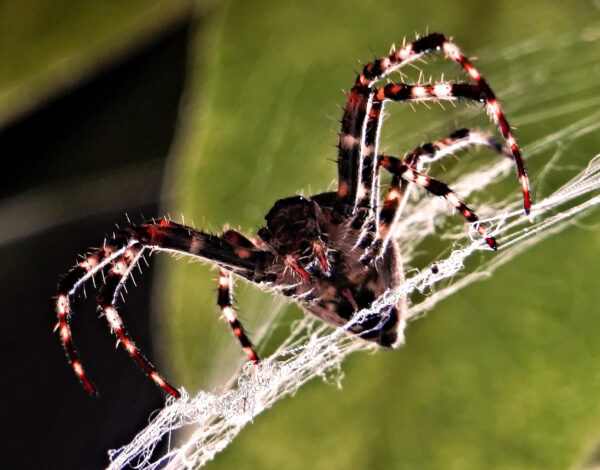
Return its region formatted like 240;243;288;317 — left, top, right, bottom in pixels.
56;33;530;398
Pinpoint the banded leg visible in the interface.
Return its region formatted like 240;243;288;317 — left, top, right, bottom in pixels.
356;80;521;253
351;81;497;246
360;173;412;265
56;235;136;394
351;97;383;248
98;246;180;397
405;128;511;167
375;82;487;104
379;129;507;254
353;83;483;222
219;229;262;361
337;34;457;214
217;269;259;363
56;220;270;396
380;155;497;249
361;128;506;263
337;33;530;222
386;130;507;247
377;175;409;246
138;220;269;282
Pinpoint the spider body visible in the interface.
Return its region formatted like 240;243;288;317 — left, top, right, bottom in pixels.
260;193;406;348
56;33;530;398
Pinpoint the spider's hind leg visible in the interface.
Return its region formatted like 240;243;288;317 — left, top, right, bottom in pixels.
217;269;260;364
216;229;265;363
56;235;136;395
380;155;498;250
57;219;270;397
361;129;508;263
405;128;512;168
98;245;180;397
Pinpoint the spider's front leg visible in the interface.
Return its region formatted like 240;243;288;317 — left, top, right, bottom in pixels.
354;83;521;247
403;128;513;168
56;233;138;395
56;220;270;397
349;82;483;222
97;244;180;397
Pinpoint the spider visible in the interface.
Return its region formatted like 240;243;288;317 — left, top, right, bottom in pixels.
56;33;530;399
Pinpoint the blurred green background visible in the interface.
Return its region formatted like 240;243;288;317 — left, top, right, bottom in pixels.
2;1;599;469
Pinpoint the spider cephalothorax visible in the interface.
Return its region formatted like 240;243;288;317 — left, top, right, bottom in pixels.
56;33;530;398
259;196;328;265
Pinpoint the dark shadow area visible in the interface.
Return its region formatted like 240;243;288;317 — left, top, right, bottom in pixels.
0;17;193;470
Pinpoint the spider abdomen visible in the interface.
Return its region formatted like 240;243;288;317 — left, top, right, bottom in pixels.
299;238;406;348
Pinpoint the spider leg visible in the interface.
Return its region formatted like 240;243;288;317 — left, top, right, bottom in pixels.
379;155;498;249
217;269;260;363
218;229;263;361
362;83;516;253
375;81;486;104
57;220;271;396
361;128;508;263
337;33;530;227
352;81;492;248
138;220;270;282
360;128;510;261
350;96;383;249
350;81;489;248
373;175;410;254
56;235;136;395
98;246;180;397
404;128;512;167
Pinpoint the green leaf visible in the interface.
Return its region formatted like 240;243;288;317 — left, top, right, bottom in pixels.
161;1;600;468
0;0;192;126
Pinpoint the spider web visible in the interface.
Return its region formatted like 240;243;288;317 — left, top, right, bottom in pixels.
107;29;600;470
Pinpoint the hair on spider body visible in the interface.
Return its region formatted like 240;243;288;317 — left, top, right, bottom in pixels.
56;33;530;398
257;193;408;348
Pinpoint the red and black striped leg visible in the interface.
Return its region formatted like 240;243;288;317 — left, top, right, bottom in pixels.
353;81;499;251
380;156;497;249
440;40;530;213
136;220;268;282
360;98;384;211
336;33;530;219
352;97;384;248
353;81;504;247
336;34;451;216
362;128;509;262
360;174;411;265
334;88;373;219
57;220;269;397
97;246;180;398
375;81;486;104
56;236;136;394
377;175;409;249
406;128;511;168
373;80;529;212
217;269;259;363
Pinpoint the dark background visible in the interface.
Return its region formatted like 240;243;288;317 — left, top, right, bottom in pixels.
1;19;191;469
